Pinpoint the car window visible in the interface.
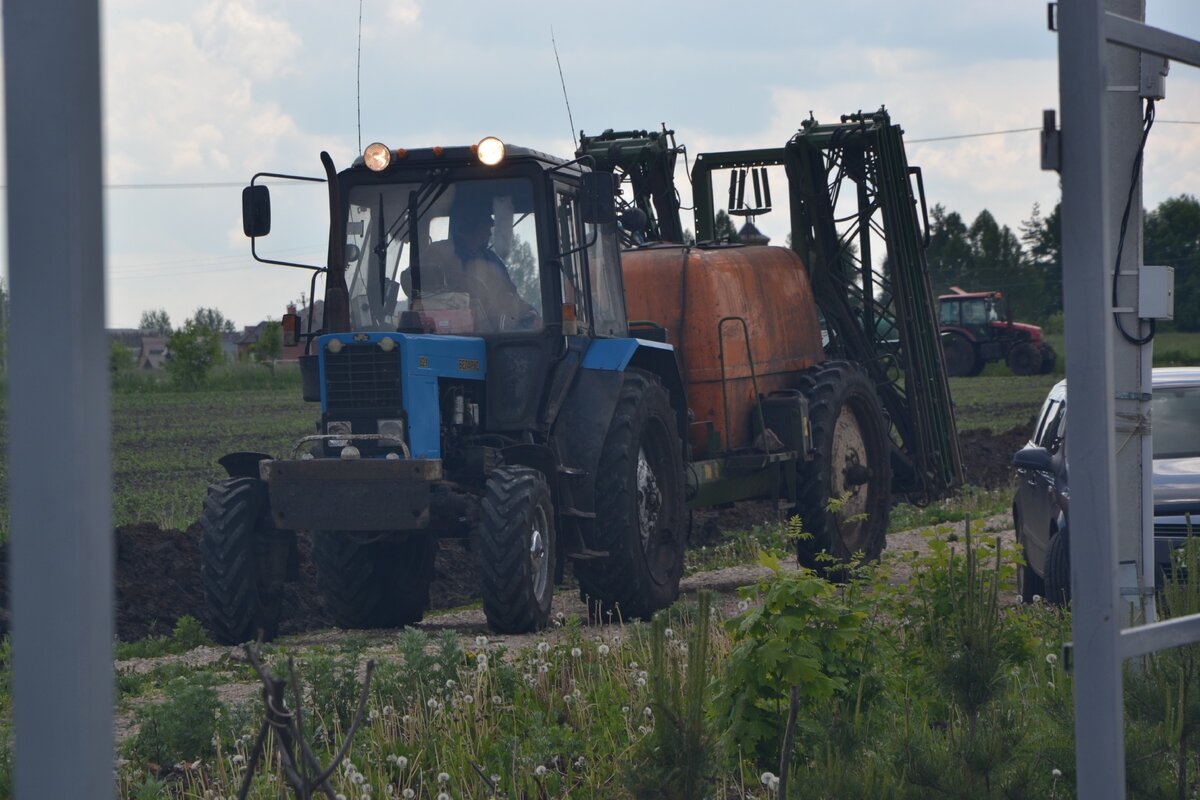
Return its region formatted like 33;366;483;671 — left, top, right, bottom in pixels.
1037;401;1066;452
1033;398;1060;446
1153;386;1200;459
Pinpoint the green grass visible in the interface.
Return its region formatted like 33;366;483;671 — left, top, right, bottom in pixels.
948;373;1061;432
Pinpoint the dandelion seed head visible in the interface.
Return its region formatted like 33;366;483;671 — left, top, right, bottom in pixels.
427;698;439;709
1046;653;1058;665
1052;768;1063;778
538;663;549;673
664;628;674;639
760;771;777;786
636;677;646;686
476;654;489;672
382;705;394;716
437;794;450;800
537;641;549;654
491;695;502;705
464;694;475;704
445;679;456;689
571;647;582;658
644;706;653;717
737;599;749;611
1033;594;1043;603
622;705;630;713
598;644;610;655
368;709;380;720
397;756;409;770
231;754;246;765
353;773;366;785
476;635;489;647
535;765;548;777
437;772;450;784
402;790;415;799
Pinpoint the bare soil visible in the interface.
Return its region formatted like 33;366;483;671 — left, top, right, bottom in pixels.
0;425;1026;643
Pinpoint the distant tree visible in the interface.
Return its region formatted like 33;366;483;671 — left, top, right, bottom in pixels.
712;210;740;243
166;319;223;389
1021;201;1063;320
109;339;136;374
1145;194;1200;330
925;204;973;296
190;307;236;335
139;308;173;336
253;319;283;368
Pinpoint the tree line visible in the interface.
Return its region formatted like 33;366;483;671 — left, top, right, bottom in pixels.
927;194;1200;330
111;307;282;388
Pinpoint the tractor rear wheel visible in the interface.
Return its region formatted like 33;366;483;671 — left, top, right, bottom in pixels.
1007;341;1043;375
942;333;979;377
200;477;290;644
577;369;686;622
794;362;891;569
313;532;436;630
479;465;556;633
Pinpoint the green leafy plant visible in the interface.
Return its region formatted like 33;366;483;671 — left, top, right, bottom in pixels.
126;673;221;768
713;550;870;768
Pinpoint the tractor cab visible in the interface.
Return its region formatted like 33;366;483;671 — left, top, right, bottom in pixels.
244;137;625;344
938;290;1006;340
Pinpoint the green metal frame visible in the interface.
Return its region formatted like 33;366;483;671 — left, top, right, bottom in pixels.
690;110;961;501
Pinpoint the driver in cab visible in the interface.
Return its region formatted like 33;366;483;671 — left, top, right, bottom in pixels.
420;200;539;332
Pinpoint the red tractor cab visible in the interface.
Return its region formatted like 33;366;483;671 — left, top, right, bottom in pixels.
937;287;1056;377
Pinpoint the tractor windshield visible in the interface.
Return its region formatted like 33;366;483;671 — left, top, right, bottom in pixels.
344;176;544;334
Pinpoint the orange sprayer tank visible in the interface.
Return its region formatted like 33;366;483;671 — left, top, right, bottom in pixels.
621;244;825;457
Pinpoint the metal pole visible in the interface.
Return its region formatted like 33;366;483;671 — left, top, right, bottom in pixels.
3;2;113;798
1106;0;1153;625
1058;0;1127;796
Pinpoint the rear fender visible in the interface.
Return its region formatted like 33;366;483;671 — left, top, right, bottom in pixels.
218;452;273;480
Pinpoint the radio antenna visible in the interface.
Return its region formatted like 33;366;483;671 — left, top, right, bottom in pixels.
551;27;577;149
356;0;364;153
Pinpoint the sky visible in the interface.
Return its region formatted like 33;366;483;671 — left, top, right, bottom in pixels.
8;0;1200;330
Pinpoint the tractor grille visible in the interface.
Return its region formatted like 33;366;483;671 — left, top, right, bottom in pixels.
324;344;402;413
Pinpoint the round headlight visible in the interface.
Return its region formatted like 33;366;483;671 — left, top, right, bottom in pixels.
363;142;392;172
327;338;344;353
379;336;396;352
477;136;506;166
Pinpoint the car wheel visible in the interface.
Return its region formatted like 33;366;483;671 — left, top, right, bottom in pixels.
1044;526;1071;606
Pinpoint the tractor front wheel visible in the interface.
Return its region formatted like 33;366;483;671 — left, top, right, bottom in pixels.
313;532;436;630
794;362;891;569
200;477;291;644
577;369;686;622
479;465;556;633
1007;341;1043;375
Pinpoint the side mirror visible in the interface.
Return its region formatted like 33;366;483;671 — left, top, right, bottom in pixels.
580;171;616;225
282;311;300;347
242;185;272;237
1012;446;1053;472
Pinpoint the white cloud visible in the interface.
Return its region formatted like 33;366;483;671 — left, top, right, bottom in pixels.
386;0;421;27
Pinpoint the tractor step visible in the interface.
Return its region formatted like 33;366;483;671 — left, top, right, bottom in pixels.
567;548;609;562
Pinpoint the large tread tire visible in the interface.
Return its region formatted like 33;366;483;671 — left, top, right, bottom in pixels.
1044;526;1071;606
794;362;892;569
577;369;686;622
313;532;436;630
1007;341;1043;376
1038;344;1058;374
479;466;556;634
200;477;288;645
942;332;980;378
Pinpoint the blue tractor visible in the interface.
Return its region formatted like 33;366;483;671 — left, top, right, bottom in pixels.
202;138;689;642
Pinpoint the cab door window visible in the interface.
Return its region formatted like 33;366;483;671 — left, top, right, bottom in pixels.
555;190;590;332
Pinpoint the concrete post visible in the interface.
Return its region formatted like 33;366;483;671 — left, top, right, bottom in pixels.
3;2;113;798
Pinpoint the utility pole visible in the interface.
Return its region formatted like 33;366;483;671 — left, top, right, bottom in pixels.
3;2;112;798
1107;0;1155;624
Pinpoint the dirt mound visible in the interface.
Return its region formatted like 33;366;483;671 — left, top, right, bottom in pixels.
958;425;1031;489
0;525;484;643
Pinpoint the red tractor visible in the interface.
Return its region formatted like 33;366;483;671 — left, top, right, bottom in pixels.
938;287;1056;377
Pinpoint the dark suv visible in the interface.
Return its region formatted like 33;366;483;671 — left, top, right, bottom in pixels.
1012;368;1200;604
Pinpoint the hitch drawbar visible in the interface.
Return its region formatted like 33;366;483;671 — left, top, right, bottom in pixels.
260;458;443;531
